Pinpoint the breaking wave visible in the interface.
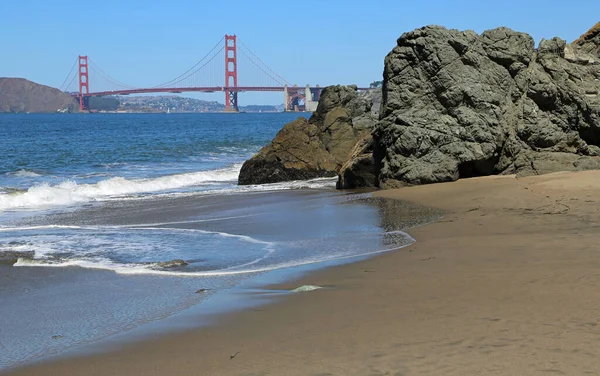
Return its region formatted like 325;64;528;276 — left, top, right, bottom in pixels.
0;165;242;212
0;166;337;212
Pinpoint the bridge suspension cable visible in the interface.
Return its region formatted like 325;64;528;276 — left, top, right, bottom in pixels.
152;36;225;88
237;39;290;86
63;72;78;93
154;44;224;88
88;58;138;90
59;57;78;92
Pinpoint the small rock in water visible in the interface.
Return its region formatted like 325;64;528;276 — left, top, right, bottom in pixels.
51;335;63;340
291;285;323;293
154;259;188;268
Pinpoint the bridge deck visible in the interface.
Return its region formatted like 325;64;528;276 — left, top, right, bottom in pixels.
71;86;370;97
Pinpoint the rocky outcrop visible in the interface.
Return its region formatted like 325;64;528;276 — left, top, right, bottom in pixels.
238;85;378;185
0;78;78;113
373;24;600;188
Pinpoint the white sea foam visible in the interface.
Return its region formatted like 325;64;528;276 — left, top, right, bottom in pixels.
253;177;338;190
0;164;339;212
123;214;263;228
6;225;278;275
11;225;414;278
13;240;413;277
108;176;338;203
0;165;242;212
0;224;272;243
5;169;42;178
14;257;135;271
0;225;87;231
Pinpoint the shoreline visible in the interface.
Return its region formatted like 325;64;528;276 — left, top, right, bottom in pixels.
0;188;434;372
7;171;600;375
0;241;414;373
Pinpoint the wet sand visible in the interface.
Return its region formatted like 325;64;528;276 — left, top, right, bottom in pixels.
8;171;600;375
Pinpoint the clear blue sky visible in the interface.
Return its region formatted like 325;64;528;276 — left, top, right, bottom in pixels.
1;0;598;105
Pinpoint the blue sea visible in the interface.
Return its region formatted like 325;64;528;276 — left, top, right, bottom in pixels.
0;113;426;370
0;113;315;210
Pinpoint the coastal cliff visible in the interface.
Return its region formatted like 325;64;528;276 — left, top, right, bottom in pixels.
0;78;78;113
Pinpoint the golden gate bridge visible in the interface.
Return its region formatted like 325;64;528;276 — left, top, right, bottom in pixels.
59;35;367;112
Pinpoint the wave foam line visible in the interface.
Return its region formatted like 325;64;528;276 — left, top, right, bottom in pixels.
0;224;274;247
123;213;263;228
0;165;242;212
0;215;262;232
13;231;415;277
123;226;276;246
4;169;42;178
104;176;338;204
0;225;87;232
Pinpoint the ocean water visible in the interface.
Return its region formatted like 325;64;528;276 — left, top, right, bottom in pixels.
0;113;311;210
0;113;432;370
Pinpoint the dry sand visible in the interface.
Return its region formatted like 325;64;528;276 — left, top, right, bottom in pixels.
7;171;600;375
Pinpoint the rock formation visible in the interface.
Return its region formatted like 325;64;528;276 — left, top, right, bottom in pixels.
337;90;382;189
239;23;600;189
0;78;78;113
373;24;600;188
238;85;379;185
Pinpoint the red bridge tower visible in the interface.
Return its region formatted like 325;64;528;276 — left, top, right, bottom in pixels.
224;35;238;112
78;55;89;111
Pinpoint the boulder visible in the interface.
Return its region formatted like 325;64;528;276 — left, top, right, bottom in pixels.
238;85;378;185
374;24;600;188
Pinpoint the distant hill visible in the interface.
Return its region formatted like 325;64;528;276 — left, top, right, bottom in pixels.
0;79;286;114
0;78;78;113
118;95;282;113
118;95;225;112
239;104;282;113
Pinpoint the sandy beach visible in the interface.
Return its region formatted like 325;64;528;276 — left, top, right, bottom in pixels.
8;170;600;375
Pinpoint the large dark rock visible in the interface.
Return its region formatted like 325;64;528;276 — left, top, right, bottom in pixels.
374;24;600;188
238;85;378;185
